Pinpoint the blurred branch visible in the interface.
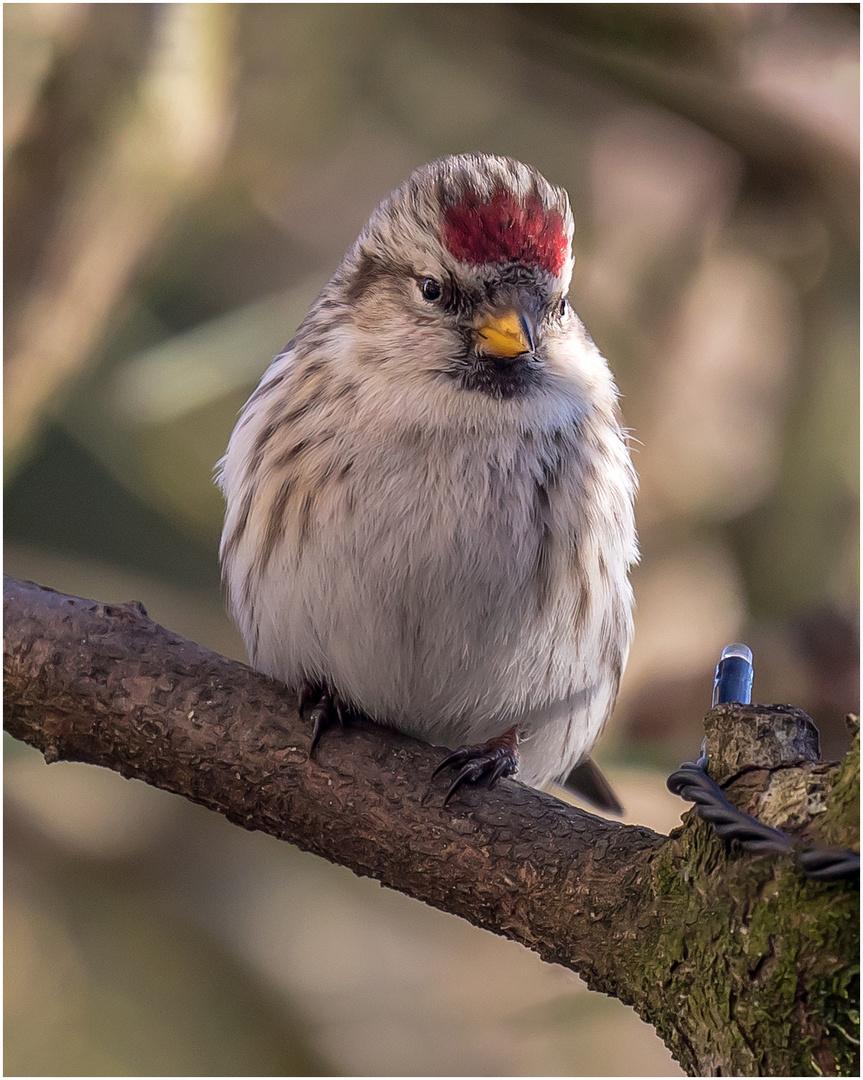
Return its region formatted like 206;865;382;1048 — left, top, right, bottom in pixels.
3;4;90;156
4;3;234;466
3;576;858;1078
507;7;859;236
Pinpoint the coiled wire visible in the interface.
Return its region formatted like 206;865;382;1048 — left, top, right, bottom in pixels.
667;757;859;883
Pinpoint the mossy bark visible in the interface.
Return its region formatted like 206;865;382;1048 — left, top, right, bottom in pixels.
627;713;859;1075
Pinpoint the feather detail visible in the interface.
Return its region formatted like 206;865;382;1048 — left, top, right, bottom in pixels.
441;189;568;276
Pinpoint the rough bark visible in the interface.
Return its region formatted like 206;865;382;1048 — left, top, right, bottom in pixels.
4;575;859;1076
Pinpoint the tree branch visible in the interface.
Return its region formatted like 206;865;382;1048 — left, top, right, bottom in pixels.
4;576;858;1076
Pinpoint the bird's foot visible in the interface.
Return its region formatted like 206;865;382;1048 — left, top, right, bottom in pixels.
432;725;519;805
299;681;350;756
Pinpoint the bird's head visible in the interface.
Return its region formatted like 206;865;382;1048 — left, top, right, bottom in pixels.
333;154;578;402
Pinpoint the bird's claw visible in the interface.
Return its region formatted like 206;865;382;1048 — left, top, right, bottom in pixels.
300;681;349;756
433;725;519;805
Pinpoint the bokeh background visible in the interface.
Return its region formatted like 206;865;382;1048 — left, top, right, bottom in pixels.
4;4;859;1076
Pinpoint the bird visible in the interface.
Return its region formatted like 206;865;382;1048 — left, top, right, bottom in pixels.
217;153;637;812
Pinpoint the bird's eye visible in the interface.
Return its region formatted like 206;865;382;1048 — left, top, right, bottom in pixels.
420;277;442;302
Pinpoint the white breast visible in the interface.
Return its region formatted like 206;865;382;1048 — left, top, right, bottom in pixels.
223;379;632;785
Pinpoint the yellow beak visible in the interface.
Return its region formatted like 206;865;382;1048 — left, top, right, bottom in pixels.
474;309;535;359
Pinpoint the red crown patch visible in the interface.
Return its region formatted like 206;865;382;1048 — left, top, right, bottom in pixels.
441;189;568;277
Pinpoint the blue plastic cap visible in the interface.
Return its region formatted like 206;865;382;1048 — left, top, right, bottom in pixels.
720;643;753;664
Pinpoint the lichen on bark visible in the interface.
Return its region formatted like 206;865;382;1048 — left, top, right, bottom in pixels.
629;712;860;1076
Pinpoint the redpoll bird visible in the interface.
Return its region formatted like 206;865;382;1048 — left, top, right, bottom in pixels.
218;154;637;811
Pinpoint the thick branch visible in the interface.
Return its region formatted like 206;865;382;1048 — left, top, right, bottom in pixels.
4;576;858;1076
3;577;663;983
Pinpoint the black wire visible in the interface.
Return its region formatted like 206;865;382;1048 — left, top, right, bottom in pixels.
667;758;859;883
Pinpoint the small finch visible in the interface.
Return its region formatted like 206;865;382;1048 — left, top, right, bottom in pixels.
218;154;637;811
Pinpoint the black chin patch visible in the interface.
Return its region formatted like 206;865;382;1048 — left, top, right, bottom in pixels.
448;355;542;399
